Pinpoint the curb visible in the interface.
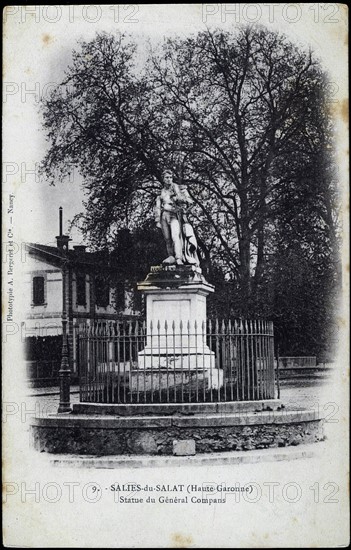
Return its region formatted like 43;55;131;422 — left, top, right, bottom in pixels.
28;389;80;397
48;442;324;469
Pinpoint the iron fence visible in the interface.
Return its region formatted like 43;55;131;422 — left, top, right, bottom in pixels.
78;319;275;404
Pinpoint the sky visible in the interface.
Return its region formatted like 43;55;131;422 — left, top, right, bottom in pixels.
3;4;348;248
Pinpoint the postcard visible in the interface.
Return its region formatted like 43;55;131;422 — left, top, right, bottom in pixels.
3;4;349;547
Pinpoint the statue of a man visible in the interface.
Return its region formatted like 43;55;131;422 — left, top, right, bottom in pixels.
155;170;199;267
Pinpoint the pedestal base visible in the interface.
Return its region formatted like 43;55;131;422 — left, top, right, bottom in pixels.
137;347;215;368
130;365;223;392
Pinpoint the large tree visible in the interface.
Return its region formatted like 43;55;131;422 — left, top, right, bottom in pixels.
40;27;339;353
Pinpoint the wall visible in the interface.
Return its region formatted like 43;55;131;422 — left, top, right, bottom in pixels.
24;255;63;337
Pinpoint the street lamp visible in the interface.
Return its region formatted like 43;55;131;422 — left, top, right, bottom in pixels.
57;207;71;413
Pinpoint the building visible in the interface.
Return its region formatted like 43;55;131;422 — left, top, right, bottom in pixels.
23;208;143;383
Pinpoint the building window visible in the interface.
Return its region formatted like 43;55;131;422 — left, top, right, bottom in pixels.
33;276;45;305
115;282;125;310
95;276;110;307
76;274;86;306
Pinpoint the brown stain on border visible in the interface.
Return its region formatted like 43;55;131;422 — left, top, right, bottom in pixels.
330;97;349;124
340;98;349;124
171;533;194;548
42;33;54;47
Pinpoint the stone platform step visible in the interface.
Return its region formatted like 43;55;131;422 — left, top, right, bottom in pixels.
30;408;324;456
72;399;282;416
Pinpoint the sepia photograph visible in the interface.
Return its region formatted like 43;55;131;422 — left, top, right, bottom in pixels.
2;4;349;547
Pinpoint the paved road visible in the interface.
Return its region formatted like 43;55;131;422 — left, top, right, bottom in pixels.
27;374;332;413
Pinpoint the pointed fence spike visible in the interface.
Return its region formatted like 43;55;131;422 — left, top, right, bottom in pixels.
172;320;175;331
165;320;168;331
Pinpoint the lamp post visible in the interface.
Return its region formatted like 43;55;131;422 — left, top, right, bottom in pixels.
57;207;71;413
58;258;71;413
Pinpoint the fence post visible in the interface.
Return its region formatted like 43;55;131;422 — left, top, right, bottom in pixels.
276;344;280;400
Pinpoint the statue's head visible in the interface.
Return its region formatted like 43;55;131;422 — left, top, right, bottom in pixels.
162;169;173;186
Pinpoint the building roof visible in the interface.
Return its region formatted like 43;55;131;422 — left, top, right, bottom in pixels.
26;243;119;270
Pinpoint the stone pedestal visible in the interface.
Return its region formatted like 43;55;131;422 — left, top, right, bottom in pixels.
135;265;218;391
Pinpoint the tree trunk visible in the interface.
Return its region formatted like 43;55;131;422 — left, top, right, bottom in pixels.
238;219;251;315
253;175;267;298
